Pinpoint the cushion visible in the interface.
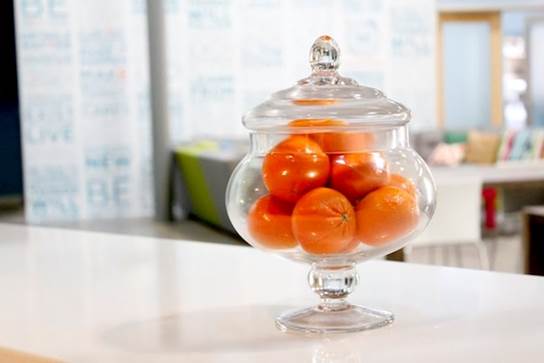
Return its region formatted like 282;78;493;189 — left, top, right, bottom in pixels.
464;130;501;164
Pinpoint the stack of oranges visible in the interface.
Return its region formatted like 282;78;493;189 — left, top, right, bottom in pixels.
248;119;419;255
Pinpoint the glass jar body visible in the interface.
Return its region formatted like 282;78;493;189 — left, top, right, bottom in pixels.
226;125;436;267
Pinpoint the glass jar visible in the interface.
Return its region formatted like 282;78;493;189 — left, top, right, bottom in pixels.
226;36;436;334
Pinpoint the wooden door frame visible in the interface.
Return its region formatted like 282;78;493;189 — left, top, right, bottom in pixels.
436;11;503;128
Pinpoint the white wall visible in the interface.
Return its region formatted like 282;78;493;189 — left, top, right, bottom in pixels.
15;0;437;222
15;0;153;222
164;0;437;141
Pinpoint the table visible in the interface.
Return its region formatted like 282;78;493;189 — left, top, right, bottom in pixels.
1;224;544;362
523;206;544;276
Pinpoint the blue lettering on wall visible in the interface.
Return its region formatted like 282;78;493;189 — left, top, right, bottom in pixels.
20;0;67;19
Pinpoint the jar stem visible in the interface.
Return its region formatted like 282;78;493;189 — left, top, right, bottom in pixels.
308;263;359;312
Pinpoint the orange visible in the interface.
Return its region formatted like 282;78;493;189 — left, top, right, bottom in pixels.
292;99;336;106
355;186;419;246
342;238;361;253
330;153;389;202
292;187;356;254
389;173;417;195
289;119;344;128
316;132;375;154
289;119;374;153
247;195;297;249
262;135;329;203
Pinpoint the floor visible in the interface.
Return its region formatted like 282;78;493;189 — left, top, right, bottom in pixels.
0;208;524;274
0;208;242;246
406;236;523;273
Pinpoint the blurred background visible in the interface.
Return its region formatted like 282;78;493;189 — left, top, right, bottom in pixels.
2;0;544;274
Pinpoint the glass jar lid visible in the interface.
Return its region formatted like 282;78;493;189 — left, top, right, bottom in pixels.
243;35;411;132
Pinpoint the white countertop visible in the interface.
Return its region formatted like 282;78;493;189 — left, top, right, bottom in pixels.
1;223;544;362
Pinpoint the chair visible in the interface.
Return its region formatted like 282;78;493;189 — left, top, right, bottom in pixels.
405;175;489;269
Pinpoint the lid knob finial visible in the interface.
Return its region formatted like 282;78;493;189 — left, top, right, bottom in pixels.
309;35;340;72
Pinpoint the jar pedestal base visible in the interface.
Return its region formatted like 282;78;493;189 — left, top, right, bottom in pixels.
275;304;393;334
